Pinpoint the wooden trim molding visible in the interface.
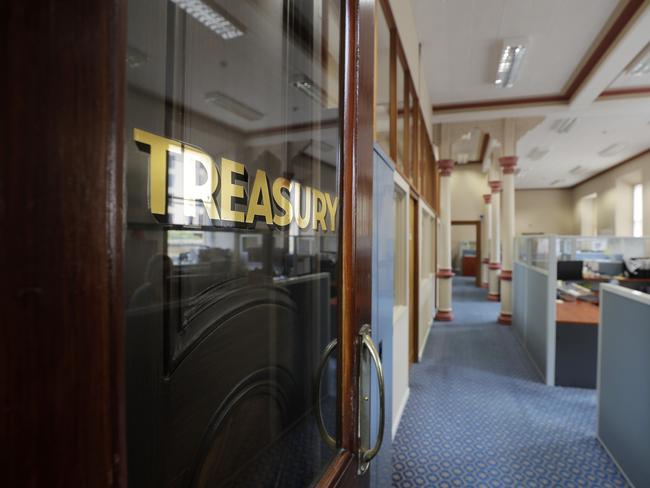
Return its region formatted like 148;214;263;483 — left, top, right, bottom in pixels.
433;95;566;113
2;1;128;485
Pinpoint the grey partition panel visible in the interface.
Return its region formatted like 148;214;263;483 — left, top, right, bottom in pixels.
525;268;550;382
512;262;528;342
598;289;650;487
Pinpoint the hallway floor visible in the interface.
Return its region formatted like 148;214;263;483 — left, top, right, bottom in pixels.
391;277;627;487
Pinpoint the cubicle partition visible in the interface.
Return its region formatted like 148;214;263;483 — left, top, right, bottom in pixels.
598;284;650;487
512;236;556;385
513;235;650;389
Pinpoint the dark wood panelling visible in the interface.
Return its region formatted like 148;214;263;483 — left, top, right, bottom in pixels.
1;1;127;486
327;0;375;483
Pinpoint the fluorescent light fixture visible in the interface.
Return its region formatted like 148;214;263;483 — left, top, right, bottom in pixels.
625;42;650;76
171;0;244;40
291;75;324;105
549;118;577;134
494;38;528;88
598;142;627;157
126;46;148;68
526;147;550;161
205;91;264;121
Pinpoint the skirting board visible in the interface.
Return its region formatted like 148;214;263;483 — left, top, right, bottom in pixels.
392;387;410;440
418;316;434;361
597;436;636;488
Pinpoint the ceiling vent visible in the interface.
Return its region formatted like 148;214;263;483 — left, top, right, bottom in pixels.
598;143;628;157
526;147;550;161
549;118;577;134
549;179;564;186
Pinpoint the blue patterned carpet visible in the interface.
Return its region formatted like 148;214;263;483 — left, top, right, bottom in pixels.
391;277;627;488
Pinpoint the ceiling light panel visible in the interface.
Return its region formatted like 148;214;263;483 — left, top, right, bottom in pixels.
494;38;528;88
205;91;264;121
598;143;628;157
171;0;244;40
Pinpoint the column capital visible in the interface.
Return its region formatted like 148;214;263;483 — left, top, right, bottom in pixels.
483;194;492;204
499;156;518;175
488;180;502;193
437;159;455;176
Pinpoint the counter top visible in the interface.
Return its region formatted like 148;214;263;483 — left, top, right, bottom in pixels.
556;300;599;326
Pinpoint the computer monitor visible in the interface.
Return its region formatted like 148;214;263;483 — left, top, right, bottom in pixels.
557;260;583;281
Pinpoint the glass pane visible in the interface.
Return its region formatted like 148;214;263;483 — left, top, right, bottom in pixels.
394;186;407;306
396;57;405;171
124;1;341;486
375;7;390;155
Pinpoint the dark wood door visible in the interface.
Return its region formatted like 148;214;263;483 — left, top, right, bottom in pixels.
3;0;376;486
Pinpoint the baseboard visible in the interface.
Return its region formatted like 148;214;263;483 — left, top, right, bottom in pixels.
597;435;636;488
392;387;410;440
418;317;434;361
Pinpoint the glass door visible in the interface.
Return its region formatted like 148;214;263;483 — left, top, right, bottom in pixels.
123;0;346;485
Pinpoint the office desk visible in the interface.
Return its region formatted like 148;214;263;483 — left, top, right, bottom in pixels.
555;300;599;388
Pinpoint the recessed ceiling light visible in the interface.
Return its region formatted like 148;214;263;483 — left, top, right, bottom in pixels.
625;42;650;76
126;46;148;68
598;143;628;157
494;38;528;88
171;0;245;40
291;74;325;106
549;118;577;134
205;91;264;121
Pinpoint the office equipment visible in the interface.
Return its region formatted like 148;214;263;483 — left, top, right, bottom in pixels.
557;260;583;280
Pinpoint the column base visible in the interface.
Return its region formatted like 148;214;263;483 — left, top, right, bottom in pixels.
487;293;500;301
498;313;512;325
435;310;454;322
480;282;488;289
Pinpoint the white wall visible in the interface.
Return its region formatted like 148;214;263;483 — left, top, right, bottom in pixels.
573;151;650;236
516;189;576;236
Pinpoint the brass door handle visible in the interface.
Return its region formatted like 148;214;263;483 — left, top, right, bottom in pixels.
315;338;337;450
358;324;385;473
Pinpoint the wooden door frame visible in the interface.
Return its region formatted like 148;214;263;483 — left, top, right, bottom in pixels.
319;0;376;484
4;0;375;486
451;220;482;288
3;1;128;485
408;194;419;364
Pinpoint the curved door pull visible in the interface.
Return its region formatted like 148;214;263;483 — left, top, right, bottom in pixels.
358;324;385;474
315;338;338;450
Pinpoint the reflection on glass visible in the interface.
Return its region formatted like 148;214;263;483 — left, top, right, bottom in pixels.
396;57;405;171
124;1;341;486
375;7;390;155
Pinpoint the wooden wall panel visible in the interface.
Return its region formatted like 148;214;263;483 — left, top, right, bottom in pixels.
1;1;127;486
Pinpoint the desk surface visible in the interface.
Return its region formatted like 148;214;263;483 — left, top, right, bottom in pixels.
556;300;599;325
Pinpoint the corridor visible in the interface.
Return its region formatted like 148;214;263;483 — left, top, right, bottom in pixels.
391;277;627;487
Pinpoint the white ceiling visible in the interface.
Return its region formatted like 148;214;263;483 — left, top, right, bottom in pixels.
412;0;621;105
516;113;650;188
412;0;650;189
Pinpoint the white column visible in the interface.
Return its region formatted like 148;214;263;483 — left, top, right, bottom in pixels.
498;156;517;325
435;159;454;321
487;180;501;301
481;193;491;288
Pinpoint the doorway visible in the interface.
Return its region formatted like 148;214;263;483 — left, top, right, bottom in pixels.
451;220;482;288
